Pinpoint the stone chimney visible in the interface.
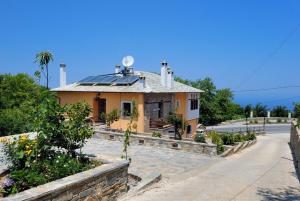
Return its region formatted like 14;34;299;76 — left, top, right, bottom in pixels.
60;64;66;87
166;68;174;89
160;61;168;87
139;75;146;90
115;65;121;74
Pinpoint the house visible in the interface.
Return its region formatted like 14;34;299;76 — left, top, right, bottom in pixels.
52;60;203;138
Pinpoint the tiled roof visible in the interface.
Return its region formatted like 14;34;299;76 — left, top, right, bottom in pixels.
52;71;203;93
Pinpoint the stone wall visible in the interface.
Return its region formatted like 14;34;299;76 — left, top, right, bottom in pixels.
220;140;257;157
94;130;217;156
2;161;129;201
290;121;300;173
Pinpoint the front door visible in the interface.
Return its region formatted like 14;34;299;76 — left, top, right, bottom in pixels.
98;98;106;123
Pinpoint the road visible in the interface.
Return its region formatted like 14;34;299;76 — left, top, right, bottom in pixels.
124;126;300;201
207;123;291;134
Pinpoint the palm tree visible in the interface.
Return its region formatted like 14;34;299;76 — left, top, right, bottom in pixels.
35;51;54;89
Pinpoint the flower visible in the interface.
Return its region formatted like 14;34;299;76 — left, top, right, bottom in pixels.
56;160;59;163
2;178;14;188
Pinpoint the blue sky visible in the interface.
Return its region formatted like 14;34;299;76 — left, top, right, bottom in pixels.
0;0;300;109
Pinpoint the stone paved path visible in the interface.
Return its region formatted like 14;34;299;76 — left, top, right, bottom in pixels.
82;138;220;180
122;133;300;201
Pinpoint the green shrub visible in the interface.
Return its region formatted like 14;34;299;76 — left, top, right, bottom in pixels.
243;132;256;141
152;131;162;138
207;131;224;154
1;97;96;196
233;133;244;143
277;118;282;123
194;133;206;143
254;119;258;124
220;133;235;145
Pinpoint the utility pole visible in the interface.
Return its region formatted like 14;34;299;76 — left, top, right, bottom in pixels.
263;116;266;132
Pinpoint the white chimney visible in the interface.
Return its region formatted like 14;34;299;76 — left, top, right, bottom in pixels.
60;64;66;87
167;69;174;89
139;75;146;90
160;61;168;86
115;65;121;74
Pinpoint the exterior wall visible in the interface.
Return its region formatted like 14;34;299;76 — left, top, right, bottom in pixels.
186;93;200;120
57;91;97;118
57;92;145;133
174;93;199;137
185;118;198;138
2;161;129;201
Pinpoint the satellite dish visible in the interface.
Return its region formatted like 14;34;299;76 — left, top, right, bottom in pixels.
122;55;134;67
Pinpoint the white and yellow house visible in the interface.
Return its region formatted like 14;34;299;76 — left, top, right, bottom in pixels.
52;61;202;138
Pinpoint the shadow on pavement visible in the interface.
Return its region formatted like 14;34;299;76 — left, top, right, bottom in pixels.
256;186;300;201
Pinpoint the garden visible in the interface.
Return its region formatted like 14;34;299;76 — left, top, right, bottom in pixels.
194;130;256;154
0;92;99;197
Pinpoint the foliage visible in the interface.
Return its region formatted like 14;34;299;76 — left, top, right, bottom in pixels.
271;105;288;117
253;103;267;117
122;100;139;160
1;97;95;196
0;73;46;136
277;118;282;123
152;131;162;138
207;131;224;154
167;113;185;140
35;51;54;89
175;77;244;125
194;133;206;143
220;133;235;145
244;131;256;141
100;109;120;127
34;96;93;157
293;103;300;119
244;104;252;118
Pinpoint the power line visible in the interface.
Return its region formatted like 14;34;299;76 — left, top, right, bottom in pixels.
236;23;300;89
233;85;300;93
261;95;300;104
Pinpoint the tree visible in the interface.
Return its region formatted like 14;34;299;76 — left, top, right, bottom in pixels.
253;103;267;117
244;104;252;118
122;100;139;160
176;76;244;126
35;51;54;89
271;105;288;117
0;74;46;136
293;103;300;118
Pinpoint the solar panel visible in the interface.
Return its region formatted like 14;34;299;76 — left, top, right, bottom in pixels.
78;76;96;83
78;75;139;86
114;76;139;85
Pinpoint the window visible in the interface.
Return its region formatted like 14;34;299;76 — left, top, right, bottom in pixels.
175;100;180;108
186;125;192;134
122;102;132;117
190;99;198;110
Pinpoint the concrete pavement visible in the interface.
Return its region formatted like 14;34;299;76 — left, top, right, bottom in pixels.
123;133;300;201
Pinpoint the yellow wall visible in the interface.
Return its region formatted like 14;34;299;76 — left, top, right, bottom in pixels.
56;91;145;133
186;118;198;138
57;91;197;137
174;93;186;117
174;93;198;137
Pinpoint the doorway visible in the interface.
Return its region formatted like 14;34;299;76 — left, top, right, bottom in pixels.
98;98;106;123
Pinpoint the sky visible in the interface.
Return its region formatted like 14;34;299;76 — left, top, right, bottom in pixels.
0;0;300;110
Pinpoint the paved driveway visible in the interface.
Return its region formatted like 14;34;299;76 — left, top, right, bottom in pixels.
83;139;220;180
123;130;300;201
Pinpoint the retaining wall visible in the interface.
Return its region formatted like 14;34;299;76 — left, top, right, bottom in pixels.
290;121;300;172
2;161;129;201
94;131;217;156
